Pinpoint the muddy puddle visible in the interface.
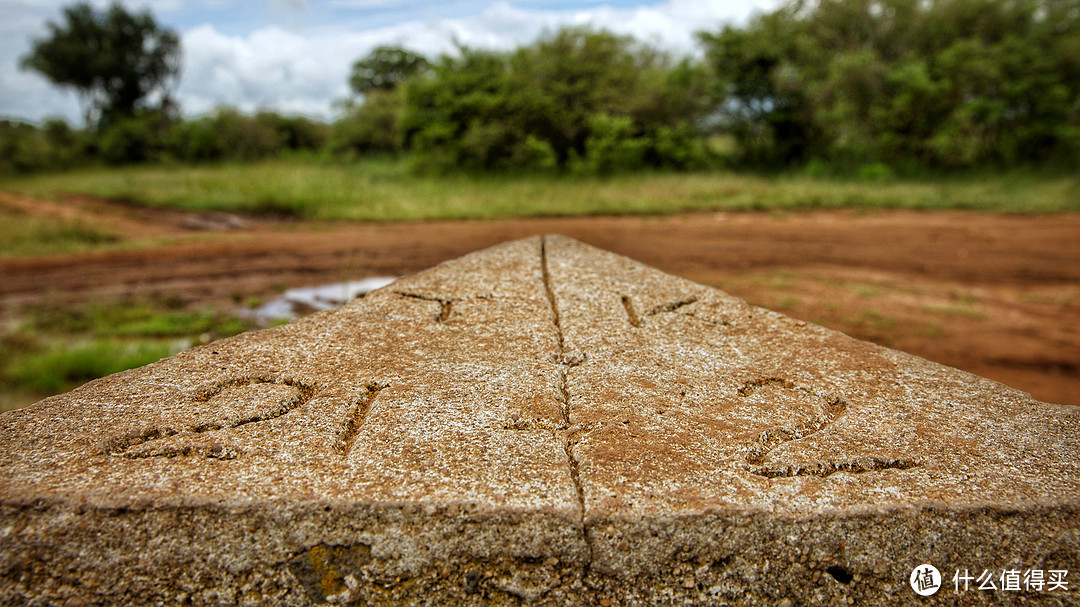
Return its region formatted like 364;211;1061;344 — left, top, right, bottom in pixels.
241;277;397;323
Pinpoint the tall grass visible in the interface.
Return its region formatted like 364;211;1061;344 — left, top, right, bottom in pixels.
4;157;1078;221
0;210;119;257
5;339;184;394
1;300;259;411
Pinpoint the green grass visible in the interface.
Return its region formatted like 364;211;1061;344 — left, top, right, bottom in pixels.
5;339;185;394
3;157;1078;221
1;299;258;411
845;309;898;331
27;300;251;338
847;283;884;298
0;209;119;257
921;304;989;320
915;321;946;338
1018;292;1074;306
775;295;800;310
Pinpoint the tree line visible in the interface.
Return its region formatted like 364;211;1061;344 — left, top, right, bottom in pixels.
5;0;1078;175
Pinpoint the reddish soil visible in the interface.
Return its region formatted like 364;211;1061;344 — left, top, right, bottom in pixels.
2;191;1078;406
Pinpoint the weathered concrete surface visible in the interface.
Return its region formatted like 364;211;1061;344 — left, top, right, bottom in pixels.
1;235;1077;606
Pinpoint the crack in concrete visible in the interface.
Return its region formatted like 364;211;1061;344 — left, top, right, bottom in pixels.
738;377;796;398
539;241;565;352
540;236;592;576
680;311;732;328
118;443;240;460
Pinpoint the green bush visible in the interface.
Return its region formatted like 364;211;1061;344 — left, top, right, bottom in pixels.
166;117;225;161
163;108;327;162
212;108;282;160
96;111;170;164
699;0;1080;169
576;113;647;174
649;124;712;170
856;162;896;182
330;89;405;156
401;27;713;173
259;112;329;152
0;119;91;173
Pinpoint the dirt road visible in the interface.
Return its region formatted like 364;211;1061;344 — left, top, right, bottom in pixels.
3;191;1078;406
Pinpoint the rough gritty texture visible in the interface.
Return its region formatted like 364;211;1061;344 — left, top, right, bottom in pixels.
0;235;1077;606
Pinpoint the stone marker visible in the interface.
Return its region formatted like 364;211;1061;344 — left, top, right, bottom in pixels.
1;235;1077;606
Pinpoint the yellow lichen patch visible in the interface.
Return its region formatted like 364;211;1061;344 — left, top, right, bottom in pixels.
308;544;344;597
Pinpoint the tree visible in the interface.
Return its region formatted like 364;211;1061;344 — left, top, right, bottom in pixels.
400;28;713;172
698;0;1080;169
21;2;181;130
330;88;407;156
698;9;816;166
349;46;428;95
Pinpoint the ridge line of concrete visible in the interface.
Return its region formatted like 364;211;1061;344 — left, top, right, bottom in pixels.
541;235;593;575
540;236;564;351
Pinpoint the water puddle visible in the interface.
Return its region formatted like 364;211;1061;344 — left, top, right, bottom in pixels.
241;277;397;323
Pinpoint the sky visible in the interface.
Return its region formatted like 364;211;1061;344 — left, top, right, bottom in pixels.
0;0;778;125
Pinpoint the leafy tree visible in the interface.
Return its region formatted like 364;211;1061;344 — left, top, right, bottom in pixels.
96;110;170;164
698;0;1080;169
0;121;49;173
399;47;503;169
335;46;429;158
0;119;91;173
21;2;181;130
400;28;713;172
349;46;429;95
165;108;283;162
330;88;407;156
255;112;329;153
698;10;816;166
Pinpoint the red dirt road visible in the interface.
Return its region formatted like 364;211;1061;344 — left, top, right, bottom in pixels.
2;191;1078;406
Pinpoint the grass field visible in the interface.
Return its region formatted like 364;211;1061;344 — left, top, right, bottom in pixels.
0;211;120;257
4;157;1079;222
0;299;258;412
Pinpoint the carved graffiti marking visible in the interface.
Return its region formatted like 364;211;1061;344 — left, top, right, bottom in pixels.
104;376;316;459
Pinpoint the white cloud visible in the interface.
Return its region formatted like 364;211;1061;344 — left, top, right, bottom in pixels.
177;3;554;119
0;1;80;123
237;0;782;120
0;0;200;124
180;24;357;117
2;0;778;124
329;0;400;6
